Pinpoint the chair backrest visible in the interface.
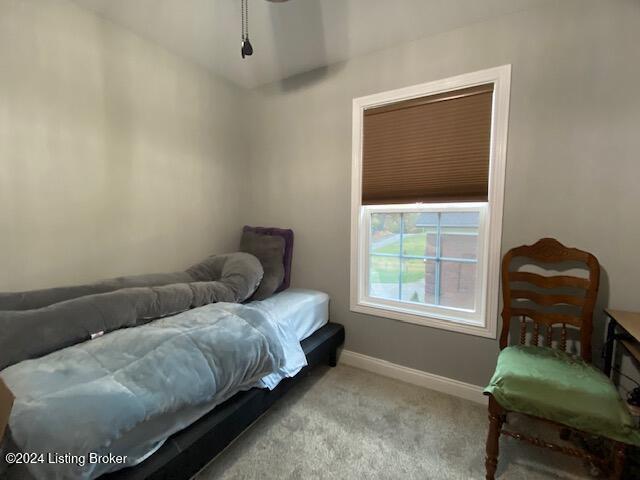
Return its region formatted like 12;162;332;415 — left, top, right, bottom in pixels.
499;238;600;362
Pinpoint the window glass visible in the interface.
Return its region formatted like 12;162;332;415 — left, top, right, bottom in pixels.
439;260;477;310
402;213;437;257
368;209;481;312
369;255;400;300
400;258;436;304
441;212;479;259
370;213;401;255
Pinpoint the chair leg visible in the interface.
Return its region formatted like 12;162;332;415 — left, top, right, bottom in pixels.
485;396;505;480
611;442;625;479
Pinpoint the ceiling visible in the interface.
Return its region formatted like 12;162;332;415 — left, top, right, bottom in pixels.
72;0;546;89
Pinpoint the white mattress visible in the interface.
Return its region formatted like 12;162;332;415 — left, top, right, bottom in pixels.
102;289;330;472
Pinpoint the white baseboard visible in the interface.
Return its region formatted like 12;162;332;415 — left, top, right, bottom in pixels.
338;350;487;405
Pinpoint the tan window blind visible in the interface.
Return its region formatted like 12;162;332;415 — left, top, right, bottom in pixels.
362;83;494;205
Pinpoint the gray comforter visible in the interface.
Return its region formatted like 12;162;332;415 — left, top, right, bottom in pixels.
1;301;306;480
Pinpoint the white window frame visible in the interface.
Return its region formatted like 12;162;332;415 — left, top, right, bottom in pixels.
350;65;511;338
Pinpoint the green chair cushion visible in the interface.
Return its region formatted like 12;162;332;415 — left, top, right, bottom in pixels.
484;345;640;446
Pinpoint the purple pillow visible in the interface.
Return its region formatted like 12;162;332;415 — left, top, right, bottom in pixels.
242;226;294;292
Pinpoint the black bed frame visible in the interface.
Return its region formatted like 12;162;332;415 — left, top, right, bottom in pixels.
102;322;345;480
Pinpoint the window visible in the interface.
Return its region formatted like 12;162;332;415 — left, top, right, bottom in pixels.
350;66;511;337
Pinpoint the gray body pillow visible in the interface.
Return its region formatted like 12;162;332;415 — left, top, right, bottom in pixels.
0;252;262;312
0;252;263;370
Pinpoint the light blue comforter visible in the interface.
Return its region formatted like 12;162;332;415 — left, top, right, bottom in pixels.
1;302;306;480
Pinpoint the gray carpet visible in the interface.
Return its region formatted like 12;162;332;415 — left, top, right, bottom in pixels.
195;364;592;480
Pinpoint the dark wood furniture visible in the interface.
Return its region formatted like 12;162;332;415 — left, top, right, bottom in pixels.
485;238;628;479
603;309;640;377
102;322;344;480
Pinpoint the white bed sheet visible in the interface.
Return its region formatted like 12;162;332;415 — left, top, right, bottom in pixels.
249;288;329;344
102;289;330;470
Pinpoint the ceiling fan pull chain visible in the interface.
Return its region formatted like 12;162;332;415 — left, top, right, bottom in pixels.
241;0;245;57
241;0;253;58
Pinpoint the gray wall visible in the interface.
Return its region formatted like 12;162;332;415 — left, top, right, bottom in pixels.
2;0;639;388
246;0;640;386
0;0;249;291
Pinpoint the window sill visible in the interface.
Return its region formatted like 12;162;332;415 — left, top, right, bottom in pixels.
350;300;497;338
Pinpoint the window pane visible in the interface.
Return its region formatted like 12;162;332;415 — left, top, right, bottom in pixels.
440;211;479;227
401;258;436;305
370;213;401;255
369;255;400;300
440;212;479;259
402;213;436;257
439;260;477;310
441;228;479;259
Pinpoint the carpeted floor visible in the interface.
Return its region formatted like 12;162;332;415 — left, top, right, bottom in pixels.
195;364;594;480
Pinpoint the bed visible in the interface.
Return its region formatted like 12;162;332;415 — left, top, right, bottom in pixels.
105;298;343;480
1;289;344;480
98;288;333;474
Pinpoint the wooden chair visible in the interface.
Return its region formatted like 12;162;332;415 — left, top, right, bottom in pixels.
484;238;638;479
